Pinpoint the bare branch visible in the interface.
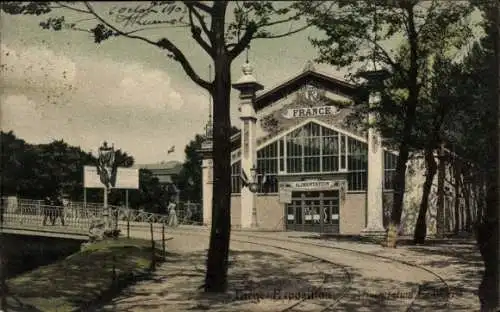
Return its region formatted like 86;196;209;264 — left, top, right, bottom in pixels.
185;2;212;37
257;14;299;28
365;36;406;75
190;1;212;14
55;2;91;14
72;17;97;24
83;2;212;91
187;7;214;56
228;22;257;61
71;26;93;34
123;25;190;35
253;23;311;40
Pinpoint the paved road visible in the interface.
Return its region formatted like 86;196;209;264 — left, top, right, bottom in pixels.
98;226;478;311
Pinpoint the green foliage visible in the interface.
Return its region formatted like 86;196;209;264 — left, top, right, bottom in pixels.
1;2;314;63
173;134;205;202
0;131;168;213
300;0;473;72
0;2;51;15
300;0;474;154
1;1;320;292
126;169;169;213
446;32;497;171
1;131;97;200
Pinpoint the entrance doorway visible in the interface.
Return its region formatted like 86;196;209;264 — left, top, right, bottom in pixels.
285;190;340;233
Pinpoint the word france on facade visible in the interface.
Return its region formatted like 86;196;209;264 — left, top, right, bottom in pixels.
282;105;340;119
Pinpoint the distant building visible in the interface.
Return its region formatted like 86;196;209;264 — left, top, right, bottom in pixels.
133;161;183;199
200;61;470;236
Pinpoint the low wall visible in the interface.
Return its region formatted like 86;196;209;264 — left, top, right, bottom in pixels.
3;234;84;279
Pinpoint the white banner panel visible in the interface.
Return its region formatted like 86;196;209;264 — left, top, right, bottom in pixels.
84;166;103;188
84;166;139;189
279;189;292;203
116;168;140;189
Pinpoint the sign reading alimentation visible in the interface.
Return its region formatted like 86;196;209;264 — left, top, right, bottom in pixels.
279;180;344;191
282;105;340;119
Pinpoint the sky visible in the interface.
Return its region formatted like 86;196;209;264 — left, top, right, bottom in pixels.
0;2;482;164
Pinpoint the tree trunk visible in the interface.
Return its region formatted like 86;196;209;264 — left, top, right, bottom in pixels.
414;147;437;244
386;3;419;248
436;142;446;237
204;13;232;291
476;173;486;223
0;200;7;311
465;195;472;232
459;167;473;232
386;141;410;248
477;1;500;309
204;66;232;292
454;158;462;233
476;175;499;311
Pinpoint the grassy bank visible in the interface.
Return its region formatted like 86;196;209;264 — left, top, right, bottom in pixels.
5;237;164;312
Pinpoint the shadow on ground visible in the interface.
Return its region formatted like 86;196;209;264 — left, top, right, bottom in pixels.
299;233;478;247
98;249;354;311
405;243;483;311
5;239;166;311
95;245;469;312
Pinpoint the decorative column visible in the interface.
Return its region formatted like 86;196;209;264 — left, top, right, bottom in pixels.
199;127;214;226
232;61;264;229
360;69;389;237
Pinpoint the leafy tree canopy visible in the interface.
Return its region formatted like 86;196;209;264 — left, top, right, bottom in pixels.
1;131;168;213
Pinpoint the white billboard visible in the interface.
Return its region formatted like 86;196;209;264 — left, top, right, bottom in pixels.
84;166;139;189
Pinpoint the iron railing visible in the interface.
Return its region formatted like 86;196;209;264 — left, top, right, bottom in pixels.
0;197;202;234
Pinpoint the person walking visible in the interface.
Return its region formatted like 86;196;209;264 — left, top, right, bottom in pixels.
42;196;52;226
183;202;193;224
54;195;65;226
167;200;178;227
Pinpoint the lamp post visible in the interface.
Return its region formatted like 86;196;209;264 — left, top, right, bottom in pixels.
97;141;116;231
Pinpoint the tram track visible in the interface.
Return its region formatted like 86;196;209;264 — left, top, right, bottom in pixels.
243;232;451;311
239;232;451;311
247;235;451;312
229;237;353;312
158;228;354;312
162;227;451;311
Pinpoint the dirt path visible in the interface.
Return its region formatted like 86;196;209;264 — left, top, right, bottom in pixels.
96;228;478;312
97;233;349;312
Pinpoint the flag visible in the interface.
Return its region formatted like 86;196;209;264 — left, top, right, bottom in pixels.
167;145;175;154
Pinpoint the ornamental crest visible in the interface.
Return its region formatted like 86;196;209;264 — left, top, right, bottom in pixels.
96;141;118;189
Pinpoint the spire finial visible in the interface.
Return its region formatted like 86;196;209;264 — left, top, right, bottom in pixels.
242;62;253;76
303;60;315;72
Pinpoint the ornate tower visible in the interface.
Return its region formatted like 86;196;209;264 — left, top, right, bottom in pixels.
200;65;214;226
232;60;264;228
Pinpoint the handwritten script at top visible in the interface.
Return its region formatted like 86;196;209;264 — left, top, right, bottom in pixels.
108;3;187;28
